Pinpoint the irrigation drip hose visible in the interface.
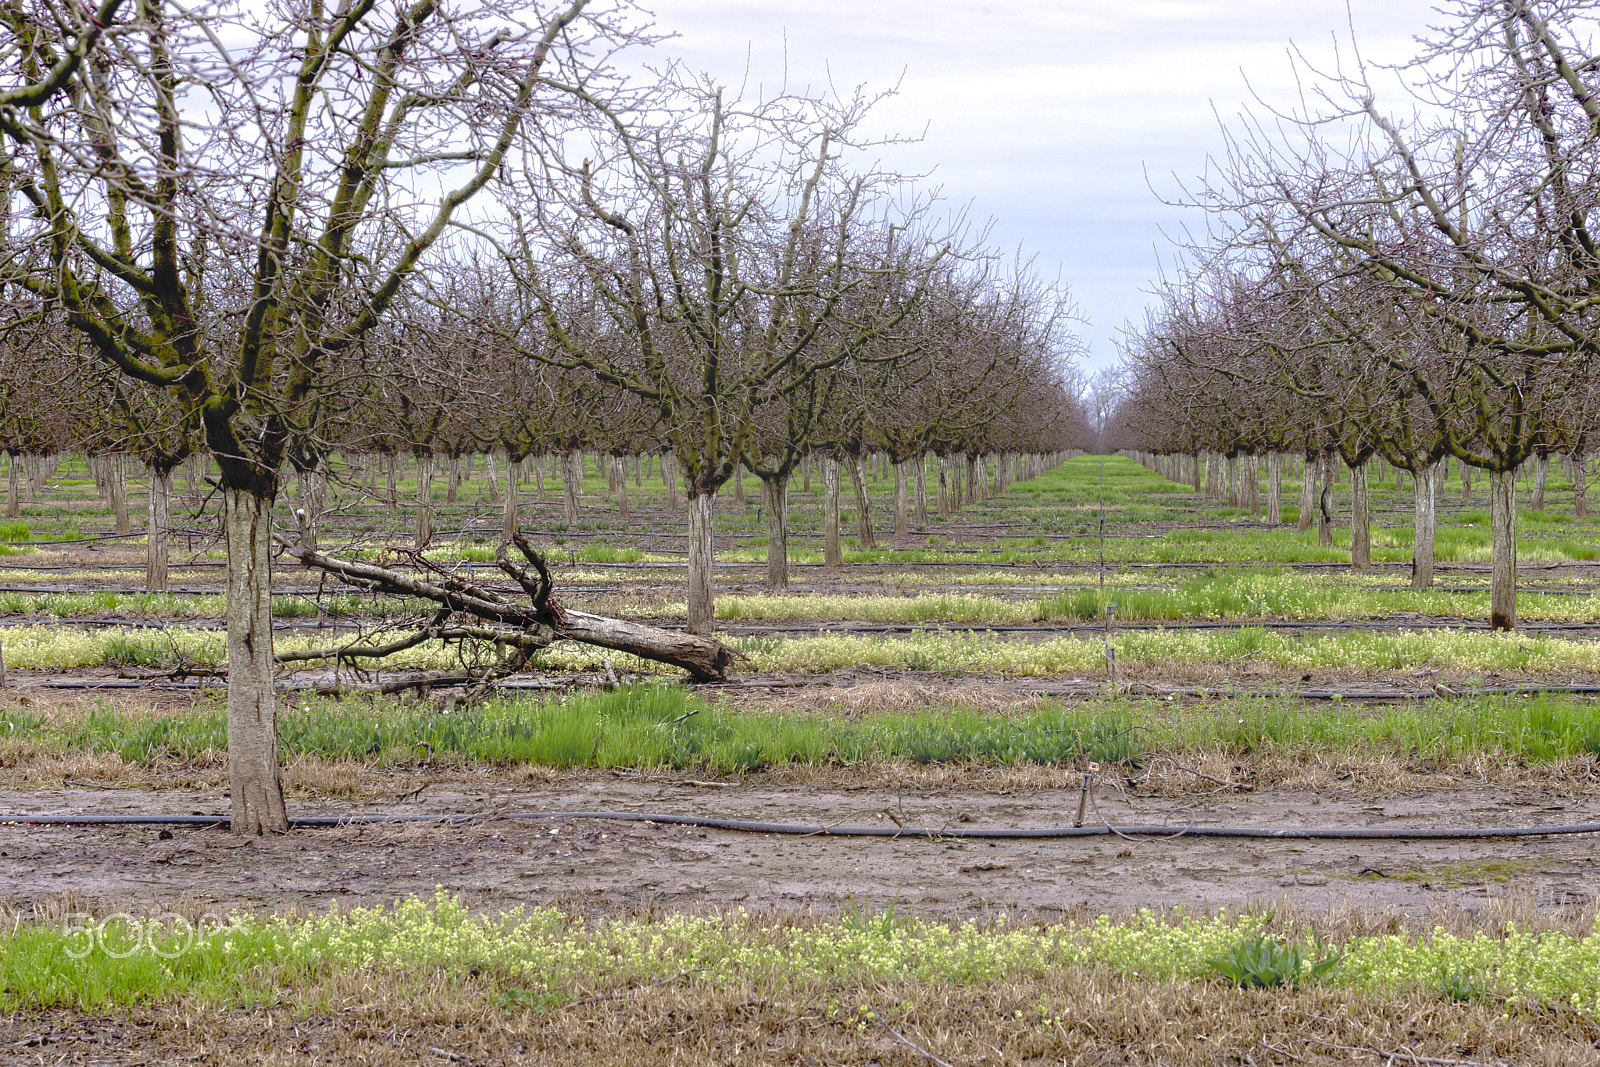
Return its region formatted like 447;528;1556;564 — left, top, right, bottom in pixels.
6;810;1600;840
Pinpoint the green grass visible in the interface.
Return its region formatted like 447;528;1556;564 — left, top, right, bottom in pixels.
13;687;1600;771
6;890;1600;1013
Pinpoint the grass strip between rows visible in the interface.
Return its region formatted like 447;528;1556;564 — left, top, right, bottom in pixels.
5;686;1600;771
5;891;1600;1013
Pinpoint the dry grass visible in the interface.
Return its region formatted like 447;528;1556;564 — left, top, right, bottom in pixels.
2;955;1597;1065
4;735;1599;799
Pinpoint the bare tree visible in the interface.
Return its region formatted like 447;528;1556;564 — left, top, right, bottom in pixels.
0;0;633;830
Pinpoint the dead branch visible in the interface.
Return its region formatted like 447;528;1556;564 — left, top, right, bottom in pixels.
283;539;736;681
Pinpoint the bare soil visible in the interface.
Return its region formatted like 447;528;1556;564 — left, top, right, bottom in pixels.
2;777;1596;923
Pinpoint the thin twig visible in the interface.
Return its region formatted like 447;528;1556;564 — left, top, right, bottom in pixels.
876;1020;957;1067
427;1047;471;1064
1262;1038;1306;1063
1300;1036;1508;1066
569;969;698;1006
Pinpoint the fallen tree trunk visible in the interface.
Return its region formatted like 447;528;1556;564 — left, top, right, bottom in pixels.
281;534;736;682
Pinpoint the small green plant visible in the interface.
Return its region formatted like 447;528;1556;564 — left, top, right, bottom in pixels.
0;520;29;541
840;892;907;936
1205;932;1341;989
494;987;573;1013
1437;964;1485;1003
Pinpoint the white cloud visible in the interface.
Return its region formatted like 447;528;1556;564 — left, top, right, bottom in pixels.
638;0;1441;366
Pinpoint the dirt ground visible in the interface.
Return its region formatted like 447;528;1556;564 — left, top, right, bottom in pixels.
2;776;1596;922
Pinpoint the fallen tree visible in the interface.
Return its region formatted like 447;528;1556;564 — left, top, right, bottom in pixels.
278;533;736;684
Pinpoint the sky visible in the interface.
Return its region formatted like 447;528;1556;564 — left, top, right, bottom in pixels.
640;0;1445;372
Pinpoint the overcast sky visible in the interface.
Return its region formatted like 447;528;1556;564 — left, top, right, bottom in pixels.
640;0;1443;371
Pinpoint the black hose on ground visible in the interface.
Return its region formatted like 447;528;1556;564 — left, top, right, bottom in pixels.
5;810;1600;840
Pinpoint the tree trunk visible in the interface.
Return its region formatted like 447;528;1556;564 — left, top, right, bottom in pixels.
385;454;398;513
108;454;130;535
665;453;680;512
446;453;460;504
1461;462;1472;501
936;456;949;516
563;451;580;532
414;453;434;548
1265;452;1283;525
1317;451;1334;548
533;455;545;500
849;455;877;548
893;460;909;539
1532;453;1549;512
1489;467;1518;631
147;465;171;591
187;453;203;507
223;488;287;834
5;453;18;520
801;454;811;494
1412;460;1437;590
824;455;843;568
502;454;518;542
485;451;501;504
560;608;733;682
686;489;717;635
615;456;630;522
763;472;789;591
294;461;325;552
1576;452;1589;518
733;462;745;504
1297;451;1317;533
914;454;928;525
1189;453;1201;493
1350;459;1371;571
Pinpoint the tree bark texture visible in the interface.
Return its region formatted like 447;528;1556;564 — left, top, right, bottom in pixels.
1532;454;1549;512
1292;451;1318;534
893;460;910;539
665;453;680;512
147;465;171;591
5;454;18;520
614;456;630;522
686;490;716;635
849;455;876;548
1412;461;1437;590
414;453;434;548
1317;451;1335;548
914;455;928;525
502;455;518;542
763;473;789;591
294;461;326;551
823;456;843;569
1490;467;1518;631
936;456;949;516
224;488;287;834
1576;452;1589;518
1266;452;1283;525
108;454;130;536
563;451;580;532
1350;461;1371;572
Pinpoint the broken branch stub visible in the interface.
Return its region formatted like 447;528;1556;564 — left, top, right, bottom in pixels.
284;541;736;682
